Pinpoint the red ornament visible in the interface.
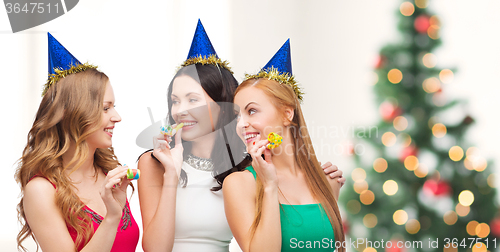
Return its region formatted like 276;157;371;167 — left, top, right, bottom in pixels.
423;179;452;196
375;55;387;69
386;239;404;252
414;15;431;33
399;145;419;162
379;101;402;122
490;217;500;237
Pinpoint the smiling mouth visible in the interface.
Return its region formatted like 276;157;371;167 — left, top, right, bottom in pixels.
244;133;260;143
181;121;197;130
104;128;113;136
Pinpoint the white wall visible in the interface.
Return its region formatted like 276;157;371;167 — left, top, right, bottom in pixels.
1;0;498;251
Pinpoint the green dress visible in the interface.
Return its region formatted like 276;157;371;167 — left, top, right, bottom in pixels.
245;166;336;251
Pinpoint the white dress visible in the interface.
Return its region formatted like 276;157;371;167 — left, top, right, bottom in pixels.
172;161;233;252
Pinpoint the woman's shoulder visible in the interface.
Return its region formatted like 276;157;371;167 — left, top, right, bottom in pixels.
222;168;256;192
137;151;163;170
24;177;58;209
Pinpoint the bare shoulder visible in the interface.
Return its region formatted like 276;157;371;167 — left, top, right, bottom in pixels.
138;151;164;173
223;170;256;194
24;177;56;202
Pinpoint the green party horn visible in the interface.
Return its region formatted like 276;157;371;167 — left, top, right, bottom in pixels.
127;168;140;180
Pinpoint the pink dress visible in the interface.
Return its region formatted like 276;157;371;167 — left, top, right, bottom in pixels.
30;176;139;252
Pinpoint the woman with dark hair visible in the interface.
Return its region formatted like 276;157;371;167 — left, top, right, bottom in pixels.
138;21;344;252
16;33;139;252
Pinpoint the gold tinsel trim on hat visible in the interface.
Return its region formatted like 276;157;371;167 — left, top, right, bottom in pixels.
244;67;304;101
42;63;98;96
180;54;233;74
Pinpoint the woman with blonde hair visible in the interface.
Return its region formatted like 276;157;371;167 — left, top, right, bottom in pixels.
15;33;139;252
223;39;345;252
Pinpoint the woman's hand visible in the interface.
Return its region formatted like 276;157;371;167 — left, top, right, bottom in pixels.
321;162;346;187
100;165;129;219
249;135;278;188
153;126;184;179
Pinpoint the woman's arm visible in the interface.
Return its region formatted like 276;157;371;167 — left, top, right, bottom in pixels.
24;168;128;252
138;153;178;252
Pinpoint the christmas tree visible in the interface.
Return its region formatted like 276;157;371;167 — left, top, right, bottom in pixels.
340;1;499;251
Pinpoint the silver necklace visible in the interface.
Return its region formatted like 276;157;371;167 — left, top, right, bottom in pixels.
185;154;214;171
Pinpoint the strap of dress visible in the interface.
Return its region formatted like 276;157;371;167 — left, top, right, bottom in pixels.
245;166;257;180
29;174;56;189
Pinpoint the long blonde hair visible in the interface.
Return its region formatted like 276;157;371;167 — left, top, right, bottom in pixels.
235;78;345;251
15;69;120;251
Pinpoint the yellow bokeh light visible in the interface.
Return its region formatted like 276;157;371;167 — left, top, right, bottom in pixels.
432;123;447;138
393;116;409;131
399;133;412;147
423;77;441;93
467;221;479;236
422;53;437;68
393;210;408;225
459;190;474;206
415;0;428;8
439;69;454;84
388;69;403;84
472;243;487;252
400;2;415;16
427;26;440;40
449;146;464;161
443;245;458;252
383;180;399;196
354;180;369;194
487;174;495;188
382;132;397;146
364;247;377;252
351;168;366;182
360;190;375;205
363;213;378;228
405;219;421;234
430;15;441;27
464;157;475;170
443;211;458;225
476;223;490;238
371;71;379;86
456;203;470;217
467;147;480;157
373;158;388;173
414;164;429;178
473;156;487;172
404;155;419;171
347;200;361;214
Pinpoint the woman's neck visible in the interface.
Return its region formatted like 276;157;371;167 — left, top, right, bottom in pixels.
62;142;97;181
189;131;217;159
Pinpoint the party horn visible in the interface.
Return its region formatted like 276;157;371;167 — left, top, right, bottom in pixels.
266;132;283;149
160;123;184;136
127;168;140;180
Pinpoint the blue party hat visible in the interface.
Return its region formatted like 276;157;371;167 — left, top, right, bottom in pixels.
245;39;303;101
43;33;97;96
181;19;232;73
262;39;292;75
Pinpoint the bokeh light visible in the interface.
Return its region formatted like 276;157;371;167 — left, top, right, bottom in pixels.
449;146;464;161
423;77;441;93
382;132;397;146
360;190;375;205
364;248;377;252
415;0;428;8
472;243;487;252
414;164;429;178
467;221;479;236
388;69;403;84
432;123;447;138
346;200;361;214
393;210;408;225
455;203;470;217
351;168;366;182
393;116;408;131
363;213;378;228
439;69;454;84
373;158;388;173
383;180;398;196
459;190;474;206
354;180;369;194
400;2;415;16
476;223;490;238
422;53;437;68
443;211;458;225
404;155;419;171
487;174;495;188
405;219;421;234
